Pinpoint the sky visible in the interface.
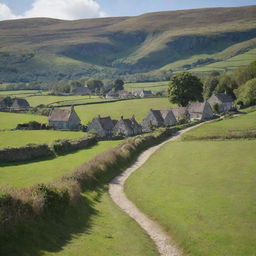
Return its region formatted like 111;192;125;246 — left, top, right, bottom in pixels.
0;0;255;21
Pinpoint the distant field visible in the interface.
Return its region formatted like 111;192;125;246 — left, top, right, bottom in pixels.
0;130;85;148
124;81;169;92
0;112;47;130
0;90;41;96
126;140;256;256
0;140;121;188
182;111;256;140
75;97;173;124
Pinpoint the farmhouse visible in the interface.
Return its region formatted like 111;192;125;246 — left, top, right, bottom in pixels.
113;115;142;137
0;97;7;110
105;91;119;99
160;110;177;127
48;106;81;130
10;98;30;111
118;90;133;99
71;87;91;95
171;107;190;123
207;92;233;112
133;90;153;98
88;115;116;137
187;101;214;121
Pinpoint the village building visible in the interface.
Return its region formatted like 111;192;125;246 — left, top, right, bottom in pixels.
187;101;214;121
88;115;116;137
113;115;142;137
48;106;81;130
160;110;177;127
171;107;190;123
207;92;233;112
71;87;91;95
0;97;7;110
10;98;30;111
118;90;133;99
105;91;119;99
141;109;164;132
133;89;153;98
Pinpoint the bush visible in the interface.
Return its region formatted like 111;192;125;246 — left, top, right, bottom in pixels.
237;78;256;107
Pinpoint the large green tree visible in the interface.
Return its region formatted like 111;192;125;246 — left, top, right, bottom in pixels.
237;78;256;106
86;79;103;93
113;79;124;92
168;72;203;106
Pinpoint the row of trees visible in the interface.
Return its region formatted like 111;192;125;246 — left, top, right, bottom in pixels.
168;60;256;107
51;78;124;94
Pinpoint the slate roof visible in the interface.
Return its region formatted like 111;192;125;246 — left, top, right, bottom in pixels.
98;116;115;130
11;98;30;109
213;92;233;103
0;97;6;108
171;107;188;120
48;108;76;122
160;110;172;119
150;109;164;124
187;102;206;113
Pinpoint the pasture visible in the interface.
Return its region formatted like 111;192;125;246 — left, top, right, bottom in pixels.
75;97;173;124
0;112;47;130
182;111;256;140
0;130;85;148
125;140;256;256
124;81;169;92
0;140;121;188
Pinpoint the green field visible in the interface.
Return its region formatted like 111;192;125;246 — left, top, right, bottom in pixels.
125;140;256;256
182;111;256;140
0;140;121;188
0;90;41;96
0;112;47;130
124;81;169;92
0;130;85;148
76;97;173;124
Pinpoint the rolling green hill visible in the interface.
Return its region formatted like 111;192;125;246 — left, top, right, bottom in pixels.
0;5;256;83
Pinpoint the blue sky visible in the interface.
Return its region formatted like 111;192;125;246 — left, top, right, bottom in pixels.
0;0;255;20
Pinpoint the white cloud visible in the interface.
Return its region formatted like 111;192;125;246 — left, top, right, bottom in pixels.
24;0;105;20
0;0;105;21
0;3;20;20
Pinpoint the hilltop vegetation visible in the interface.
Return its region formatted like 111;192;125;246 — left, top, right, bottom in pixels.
0;6;256;84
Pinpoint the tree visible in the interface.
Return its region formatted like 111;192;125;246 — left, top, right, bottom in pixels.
215;74;238;99
86;79;103;93
113;79;124;92
237;78;256;106
203;75;219;99
168;72;203;106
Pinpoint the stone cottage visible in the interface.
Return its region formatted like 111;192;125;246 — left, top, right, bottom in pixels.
160;110;177;127
10;98;30;111
133;90;153;98
207;92;233;112
105;91;119;99
113;115;142;137
171;107;190;123
0;97;7;110
187;101;214;121
48;106;81;130
88;115;116;137
118;90;133;99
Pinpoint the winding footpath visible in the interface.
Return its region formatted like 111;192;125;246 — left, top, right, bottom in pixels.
109;122;208;256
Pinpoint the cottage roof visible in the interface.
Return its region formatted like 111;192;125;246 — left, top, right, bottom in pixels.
187;102;206;113
160;110;172;119
98;116;115;130
171;107;188;119
11;98;30;108
150;109;164;124
213;92;233;103
48;107;79;122
0;97;6;107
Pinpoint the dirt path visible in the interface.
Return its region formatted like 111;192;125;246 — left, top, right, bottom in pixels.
109;122;208;256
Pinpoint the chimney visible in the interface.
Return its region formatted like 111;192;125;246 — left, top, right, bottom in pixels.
71;105;74;111
121;115;123;120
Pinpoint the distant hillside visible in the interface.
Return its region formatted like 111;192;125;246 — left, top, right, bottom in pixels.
0;5;256;83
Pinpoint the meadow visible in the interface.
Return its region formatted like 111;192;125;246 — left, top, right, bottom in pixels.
124;81;169;92
0;140;121;188
0;130;85;148
75;97;173;124
182;111;256;140
125;140;256;256
0;112;47;130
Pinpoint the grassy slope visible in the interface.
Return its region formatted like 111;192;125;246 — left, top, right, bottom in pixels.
0;112;47;129
182;111;256;140
125;140;256;256
2;190;158;256
0;130;85;148
75;97;173;124
0;140;121;188
0;6;256;81
124;81;169;92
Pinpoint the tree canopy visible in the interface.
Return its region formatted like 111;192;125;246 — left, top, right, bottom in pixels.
168;72;203;106
113;79;124;92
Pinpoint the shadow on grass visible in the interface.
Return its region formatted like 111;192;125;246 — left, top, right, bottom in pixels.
0;189;104;256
